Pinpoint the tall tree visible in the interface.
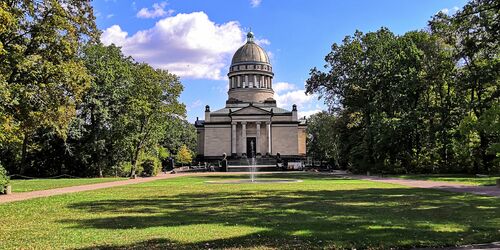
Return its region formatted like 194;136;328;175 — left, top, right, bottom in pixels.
430;0;499;172
118;64;185;177
0;0;98;173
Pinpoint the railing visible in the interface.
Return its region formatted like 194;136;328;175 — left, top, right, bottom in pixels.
227;158;277;166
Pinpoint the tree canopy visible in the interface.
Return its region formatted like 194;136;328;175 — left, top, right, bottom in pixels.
0;2;195;177
306;0;499;174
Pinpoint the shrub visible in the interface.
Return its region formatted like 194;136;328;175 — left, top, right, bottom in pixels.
116;161;143;177
140;156;161;177
0;164;10;193
157;146;170;161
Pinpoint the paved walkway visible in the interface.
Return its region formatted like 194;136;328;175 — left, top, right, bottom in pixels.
352;175;500;197
1;172;498;204
0;172;284;204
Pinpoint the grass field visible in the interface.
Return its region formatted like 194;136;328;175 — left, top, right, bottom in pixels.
10;177;127;192
390;174;500;186
0;173;499;249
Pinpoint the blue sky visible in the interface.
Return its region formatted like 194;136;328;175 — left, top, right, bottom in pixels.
93;0;467;122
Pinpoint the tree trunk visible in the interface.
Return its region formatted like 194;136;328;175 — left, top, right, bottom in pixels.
19;132;29;175
130;146;141;178
479;132;493;174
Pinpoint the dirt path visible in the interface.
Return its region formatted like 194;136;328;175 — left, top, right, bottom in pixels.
2;172;498;204
353;175;500;197
0;172;288;204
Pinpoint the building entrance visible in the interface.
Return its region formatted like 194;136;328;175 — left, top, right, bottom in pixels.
246;137;256;158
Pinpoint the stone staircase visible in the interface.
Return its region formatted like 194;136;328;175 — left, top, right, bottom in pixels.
227;158;279;172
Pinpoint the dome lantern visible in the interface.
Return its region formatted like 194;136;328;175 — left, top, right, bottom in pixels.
246;31;254;43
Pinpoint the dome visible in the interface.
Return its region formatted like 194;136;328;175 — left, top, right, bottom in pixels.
231;32;270;65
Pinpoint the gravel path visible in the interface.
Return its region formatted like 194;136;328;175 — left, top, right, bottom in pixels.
2;172;498;204
352;175;500;197
0;172;267;204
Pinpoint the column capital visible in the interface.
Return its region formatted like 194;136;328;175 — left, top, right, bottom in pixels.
265;121;271;125
241;121;247;125
256;121;261;125
231;121;237;125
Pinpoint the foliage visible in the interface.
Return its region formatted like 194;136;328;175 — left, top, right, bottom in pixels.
175;145;193;166
306;0;499;174
157;146;170;161
118;63;185;177
0;163;9;193
161;118;197;154
306;111;340;166
0;0;98;174
140;155;161;177
0;173;499;249
0;42;188;177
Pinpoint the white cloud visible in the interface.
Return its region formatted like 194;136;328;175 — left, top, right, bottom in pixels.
273;81;315;112
273;82;321;117
298;109;321;119
273;82;296;93
106;14;114;19
101;25;128;46
275;89;313;108
137;2;174;19
101;12;246;79
250;0;262;8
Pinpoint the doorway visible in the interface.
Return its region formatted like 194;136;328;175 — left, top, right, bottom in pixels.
246;137;256;157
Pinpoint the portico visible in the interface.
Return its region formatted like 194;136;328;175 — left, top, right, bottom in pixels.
230;119;271;157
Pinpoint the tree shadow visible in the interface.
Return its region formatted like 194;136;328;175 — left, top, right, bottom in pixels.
65;187;500;249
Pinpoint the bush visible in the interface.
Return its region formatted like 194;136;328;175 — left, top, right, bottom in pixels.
0;164;10;193
116;161;143;177
140;156;161;177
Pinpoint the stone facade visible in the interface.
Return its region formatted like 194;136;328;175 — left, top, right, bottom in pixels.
195;32;307;160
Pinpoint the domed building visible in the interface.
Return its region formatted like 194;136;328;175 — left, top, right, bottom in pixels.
195;32;307;163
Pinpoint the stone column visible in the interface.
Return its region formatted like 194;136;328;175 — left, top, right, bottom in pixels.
241;122;247;156
245;75;249;88
266;121;271;154
256;122;261;155
254;75;258;88
231;121;237;156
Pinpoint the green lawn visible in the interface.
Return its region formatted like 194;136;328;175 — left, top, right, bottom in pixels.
0;173;499;249
390;174;500;186
10;177;127;192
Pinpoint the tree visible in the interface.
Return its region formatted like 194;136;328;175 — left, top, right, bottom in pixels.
0;0;98;174
161;118;197;154
175;145;192;167
430;0;499;173
74;44;135;176
305;0;498;174
119;64;185;177
306;112;338;166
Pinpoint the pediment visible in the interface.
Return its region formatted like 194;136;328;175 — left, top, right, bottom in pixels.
232;106;270;115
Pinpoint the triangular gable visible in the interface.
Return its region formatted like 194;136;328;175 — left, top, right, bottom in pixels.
232;105;271;115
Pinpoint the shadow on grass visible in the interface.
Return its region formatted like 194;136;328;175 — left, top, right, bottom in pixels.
66;186;500;249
